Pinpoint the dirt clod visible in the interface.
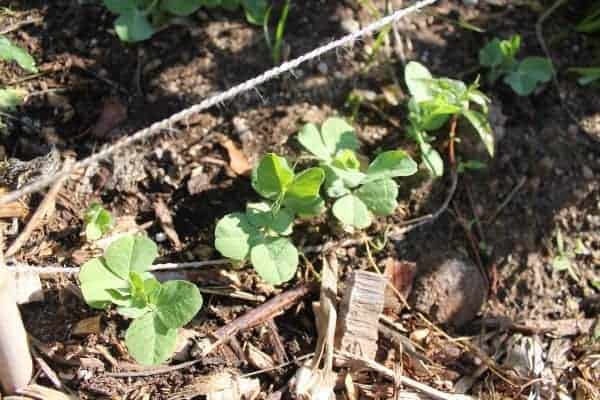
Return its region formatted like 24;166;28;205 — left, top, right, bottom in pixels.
409;252;487;328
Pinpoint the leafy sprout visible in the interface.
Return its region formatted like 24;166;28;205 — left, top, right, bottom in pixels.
479;35;553;96
404;61;494;177
79;234;203;365
84;203;114;241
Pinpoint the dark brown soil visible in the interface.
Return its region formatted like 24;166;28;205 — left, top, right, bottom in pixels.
1;0;599;398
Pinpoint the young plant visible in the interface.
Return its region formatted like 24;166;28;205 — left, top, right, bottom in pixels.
297;117;418;229
102;0;267;42
79;234;203;365
84;203;114;241
404;61;494;177
479;35;553;96
0;36;37;112
263;0;290;64
215;154;325;285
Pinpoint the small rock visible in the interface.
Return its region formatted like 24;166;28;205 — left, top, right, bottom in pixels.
317;62;328;75
583;165;594;180
340;18;360;34
409;252;487;328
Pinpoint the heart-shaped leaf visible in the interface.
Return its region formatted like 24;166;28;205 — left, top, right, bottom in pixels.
104;235;158;279
155;280;203;329
479;38;503;68
114;9;154;42
250;237;298;285
247;203;294;235
80;258;129;309
297;123;331;161
332;195;371;228
125;312;178;365
363;150;417;182
102;0;137;13
242;0;268;25
321;117;360;156
356;178;398;216
405;62;434;102
161;0;206;15
252;153;294;199
215;212;258;260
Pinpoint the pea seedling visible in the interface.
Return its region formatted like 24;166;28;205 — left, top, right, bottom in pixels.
0;36;37;112
79;234;203;365
102;0;267;42
404;61;494;177
479;35;553;96
297;118;418;228
84;203;114;241
215;154;325;285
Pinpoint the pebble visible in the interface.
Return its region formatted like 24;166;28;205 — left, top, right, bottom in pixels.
583;165;594;180
317;62;328;75
340;18;360;34
155;232;167;243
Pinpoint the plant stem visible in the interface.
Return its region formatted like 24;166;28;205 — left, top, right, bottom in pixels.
448;115;458;166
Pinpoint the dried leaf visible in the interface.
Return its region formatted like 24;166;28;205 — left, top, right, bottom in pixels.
383;258;416;315
154;197;182;249
72;315;102;336
221;139;251;176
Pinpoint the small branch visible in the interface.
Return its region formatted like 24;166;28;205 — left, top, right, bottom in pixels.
485;176;526;224
448;115;458;166
6;158;73;257
0;16;43;35
104;359;200;378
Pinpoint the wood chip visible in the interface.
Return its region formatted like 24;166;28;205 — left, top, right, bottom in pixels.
10;270;44;304
72;315;102;337
220;139;251;176
383;258;415;315
154;197;182;250
245;342;275;372
335;271;386;360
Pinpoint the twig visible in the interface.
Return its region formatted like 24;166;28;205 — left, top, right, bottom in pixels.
201;284;315;356
485;176;526;224
474;317;596;337
6;158;74;257
335;351;475;400
148;259;230;271
0;16;43;35
105;359;200;378
241;353;314;378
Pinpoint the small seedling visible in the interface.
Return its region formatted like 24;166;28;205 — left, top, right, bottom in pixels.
551;229;580;282
79;234;203;365
404;61;494;177
102;0;267;42
84;203;114;241
297;117;418;228
479;35;553;96
263;0;290;64
215;153;325;285
0;36;37;112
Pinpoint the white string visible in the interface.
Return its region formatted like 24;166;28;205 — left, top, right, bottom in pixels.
0;0;436;206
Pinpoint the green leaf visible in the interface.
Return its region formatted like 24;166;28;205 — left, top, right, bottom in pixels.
252;153;294;199
576;6;600;33
504;57;553;96
569;67;600;86
155;280;203;329
500;35;521;59
80;258;129;309
125;312;178;365
321;117;360;156
104;235;158;279
332;195;371;229
114;9;155;42
405;61;434;102
479;39;503;68
242;0;268;25
297;123;331;161
551;255;571;272
363;150;418;182
102;0;137;13
356;178;398;216
283;196;324;218
161;0;206;15
84;203;114;241
0;88;26;111
214;212;257;260
250;237;298;285
246;203;294;235
0;36;37;73
462;109;494;157
117;304;151;319
420;142;444;177
221;0;241;11
283;167;325;216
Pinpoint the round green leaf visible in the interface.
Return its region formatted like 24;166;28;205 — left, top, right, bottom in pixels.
125;312;178;365
321;117;360;156
297;123;331;161
104;235;158;279
114;10;154;42
284;167;325;215
355;178;398;216
363;150;418;183
243;0;268;25
332;195;371;229
518;57;553;83
247;203;294;235
405;61;433;102
161;0;206;16
80;258;129;309
250;238;298;285
251;153;294;199
102;0;136;13
215;212;257;260
155;281;203;329
84;203;113;241
478;39;503;68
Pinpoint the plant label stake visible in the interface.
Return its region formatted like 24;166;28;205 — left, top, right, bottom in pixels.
0;269;33;394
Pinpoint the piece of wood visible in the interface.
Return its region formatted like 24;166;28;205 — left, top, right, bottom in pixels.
10;269;44;304
335;271;386;360
0;269;33;394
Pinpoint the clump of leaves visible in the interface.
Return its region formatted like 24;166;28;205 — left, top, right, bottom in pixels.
297;117;417;229
404;61;494;177
79;234;203;365
0;36;37;112
84;203;114;241
479;34;553;96
215;153;325;285
102;0;267;42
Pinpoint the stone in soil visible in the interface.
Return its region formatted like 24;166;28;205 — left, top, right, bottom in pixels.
409;251;487;328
